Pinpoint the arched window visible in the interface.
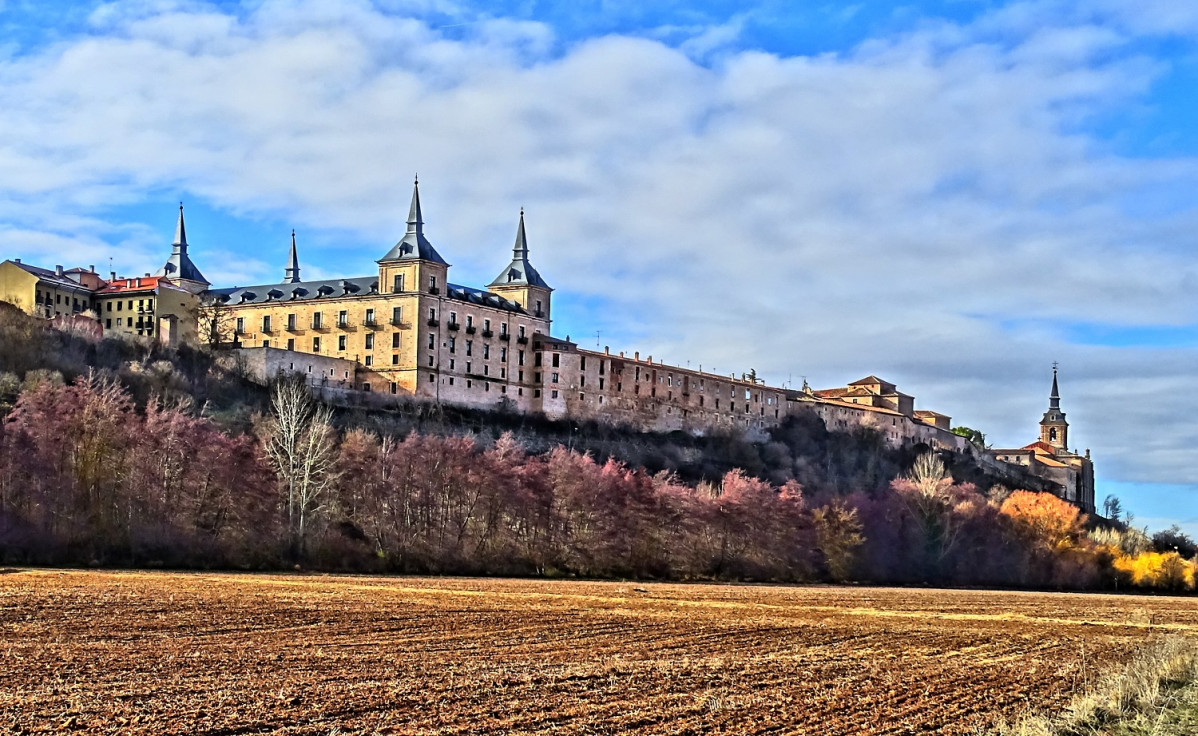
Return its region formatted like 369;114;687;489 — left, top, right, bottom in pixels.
1050;428;1057;441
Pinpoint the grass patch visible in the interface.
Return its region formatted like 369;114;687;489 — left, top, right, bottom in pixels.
992;635;1198;736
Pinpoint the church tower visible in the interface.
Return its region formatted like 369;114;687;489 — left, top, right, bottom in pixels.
488;208;552;321
377;177;449;295
1039;365;1069;453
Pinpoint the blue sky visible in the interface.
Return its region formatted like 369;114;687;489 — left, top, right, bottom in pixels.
1;0;1197;538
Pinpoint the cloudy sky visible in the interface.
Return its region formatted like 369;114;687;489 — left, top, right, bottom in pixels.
2;0;1197;535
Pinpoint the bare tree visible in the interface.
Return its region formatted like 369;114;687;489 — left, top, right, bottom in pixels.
262;378;338;558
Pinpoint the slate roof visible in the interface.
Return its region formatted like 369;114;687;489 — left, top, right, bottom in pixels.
6;260;95;293
206;277;528;315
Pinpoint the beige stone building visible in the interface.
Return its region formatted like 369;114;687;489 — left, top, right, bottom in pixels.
0;183;1098;511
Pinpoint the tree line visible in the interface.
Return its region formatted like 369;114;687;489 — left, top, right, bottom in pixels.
0;371;1193;592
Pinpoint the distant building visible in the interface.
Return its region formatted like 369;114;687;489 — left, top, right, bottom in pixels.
987;367;1095;513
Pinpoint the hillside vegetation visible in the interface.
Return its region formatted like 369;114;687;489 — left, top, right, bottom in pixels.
0;304;1193;590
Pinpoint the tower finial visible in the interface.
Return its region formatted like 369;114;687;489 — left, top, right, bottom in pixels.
285;229;301;283
1049;363;1061;410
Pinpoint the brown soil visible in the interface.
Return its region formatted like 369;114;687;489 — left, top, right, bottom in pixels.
2;570;1196;734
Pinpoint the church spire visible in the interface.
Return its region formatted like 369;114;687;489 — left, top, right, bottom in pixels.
1049;362;1061;410
285;229;301;283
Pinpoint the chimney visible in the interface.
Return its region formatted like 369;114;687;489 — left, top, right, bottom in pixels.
634;351;639;361
110;271;116;281
89;265;95;273
144;272;150;278
619;351;624;358
55;265;63;276
605;346;610;355
13;258;19;264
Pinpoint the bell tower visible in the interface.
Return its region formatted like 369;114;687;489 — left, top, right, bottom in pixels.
1039;364;1069;453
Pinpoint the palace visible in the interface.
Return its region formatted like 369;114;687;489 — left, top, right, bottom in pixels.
0;181;1095;511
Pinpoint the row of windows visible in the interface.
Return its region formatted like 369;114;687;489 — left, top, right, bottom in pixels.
102;299;152;313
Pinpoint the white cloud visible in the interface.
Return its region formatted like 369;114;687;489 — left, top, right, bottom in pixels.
1;0;1198;513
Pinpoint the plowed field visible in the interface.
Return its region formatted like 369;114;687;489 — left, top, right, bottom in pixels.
1;571;1196;734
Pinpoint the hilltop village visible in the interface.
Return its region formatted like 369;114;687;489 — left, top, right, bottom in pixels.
0;181;1095;512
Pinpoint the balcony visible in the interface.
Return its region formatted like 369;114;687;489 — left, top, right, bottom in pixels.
465;325;476;335
364;317;380;329
427;318;439;328
517;336;529;345
391;319;412;329
534;310;544;318
498;333;510;341
428;286;440;295
285;323;301;333
311;322;329;332
481;329;493;338
447;321;460;331
337;320;355;331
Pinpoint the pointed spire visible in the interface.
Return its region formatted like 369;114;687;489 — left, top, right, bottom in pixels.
513;207;529;259
173;202;187;249
1049;362;1061;410
285;229;301;283
407;175;423;234
377;176;448;265
488;208;551;290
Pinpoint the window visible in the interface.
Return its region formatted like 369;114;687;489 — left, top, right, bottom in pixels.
338;335;346;351
262;340;269;348
428;307;436;321
313;337;321;351
287;313;296;330
428;356;434;366
365;333;374;349
599;378;604;390
392;333;400;348
365;355;373;366
500;368;505;378
534;389;540;398
535;353;543;367
580;376;586;387
392;354;399;365
551;390;558;399
448;336;456;353
390;382;397;394
519;370;524;381
338;310;348;327
518;325;526;338
428;373;435;382
365;308;375;325
106;302;112;312
105;319;111;328
466;362;471;373
287;339;295;350
552;353;560;367
262;315;271;332
312;312;323;328
450;311;457;325
393;274;404;293
392;306;402;325
466;315;473;328
518;350;525;366
483;344;490;359
448;377;454;385
428;334;435;349
465;340;472;356
535;372;541;383
483;365;489;376
116;318;123;327
500;347;507;361
484;318;492;332
235;317;244;334
429;275;437;292
500;323;508;336
535;299;543;315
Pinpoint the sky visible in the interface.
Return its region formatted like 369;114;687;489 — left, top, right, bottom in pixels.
1;0;1197;537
